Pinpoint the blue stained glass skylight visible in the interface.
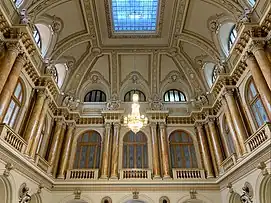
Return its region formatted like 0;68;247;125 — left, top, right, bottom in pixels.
111;0;159;33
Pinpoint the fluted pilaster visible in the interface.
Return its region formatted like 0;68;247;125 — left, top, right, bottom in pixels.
159;123;170;179
24;90;47;155
150;122;161;178
0;54;27;121
110;123;120;179
100;123;112;179
57;123;75;179
0;42;21;94
196;123;214;178
250;40;271;90
223;89;247;155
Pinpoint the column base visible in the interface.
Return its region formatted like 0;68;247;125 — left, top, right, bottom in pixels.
162;175;172;180
109;175;119;180
100;175;109;180
153;175;162;179
57;175;65;179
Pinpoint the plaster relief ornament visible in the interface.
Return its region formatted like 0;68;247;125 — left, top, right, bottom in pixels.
62;94;80;110
20;9;32;25
19;183;31;203
240;182;253;203
74;189;81;199
106;92;121;110
3;162;13;177
149;93;164;111
133;191;139;199
236;8;252;31
190;189;197;199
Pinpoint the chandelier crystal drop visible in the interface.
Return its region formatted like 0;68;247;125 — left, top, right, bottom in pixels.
124;93;148;133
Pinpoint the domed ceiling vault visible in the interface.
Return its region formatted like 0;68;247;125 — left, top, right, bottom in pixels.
26;0;244;100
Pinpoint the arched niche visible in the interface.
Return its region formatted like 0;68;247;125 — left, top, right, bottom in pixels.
30;193;42;203
229;192;241;203
0;175;12;203
259;175;271;203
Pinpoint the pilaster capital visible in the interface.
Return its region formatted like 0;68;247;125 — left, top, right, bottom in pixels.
67;122;76;129
159;122;166;129
113;122;121;129
207;117;217;124
0;40;5;53
55;118;65;126
105;122;111;129
249;40;265;54
150;122;157;129
36;89;48;99
15;53;28;65
243;52;256;63
222;87;235;97
5;42;21;54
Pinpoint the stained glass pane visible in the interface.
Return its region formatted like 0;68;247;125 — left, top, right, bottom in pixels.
112;0;159;33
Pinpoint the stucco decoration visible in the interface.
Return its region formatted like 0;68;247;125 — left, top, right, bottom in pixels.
62;94;80;110
3;163;13;177
240;182;253;203
106;92;121;110
18;183;31;203
148;93;164;111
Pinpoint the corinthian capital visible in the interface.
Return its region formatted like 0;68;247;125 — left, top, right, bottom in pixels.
243;52;256;63
249;40;265;54
6;42;21;54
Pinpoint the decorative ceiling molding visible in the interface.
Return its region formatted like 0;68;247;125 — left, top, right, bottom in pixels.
51;33;91;60
179;32;220;61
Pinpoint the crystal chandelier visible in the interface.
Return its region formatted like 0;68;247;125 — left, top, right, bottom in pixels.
124;93;148;133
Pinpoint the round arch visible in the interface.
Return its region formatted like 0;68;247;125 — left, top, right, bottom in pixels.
229;192;241;203
30;193;42;203
0;175;12;203
257;174;271;203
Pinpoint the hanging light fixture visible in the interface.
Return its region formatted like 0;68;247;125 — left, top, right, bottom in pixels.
124;54;148;133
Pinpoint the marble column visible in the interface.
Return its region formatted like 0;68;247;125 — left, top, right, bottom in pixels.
208;118;224;171
250;40;271;90
47;120;64;175
245;53;271;119
0;54;27;121
0;42;21;94
100;123;112;179
159;123;170;179
110;123;120;179
24;90;46;155
29;97;50;159
222;97;242;158
57;123;75;179
204;123;218;177
150;122;161;178
196;123;214;178
223;89;247;155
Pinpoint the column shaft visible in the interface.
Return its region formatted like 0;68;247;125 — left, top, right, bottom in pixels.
224;89;247;155
251;43;271;90
159;123;170;179
196;123;214;178
222;98;242;158
204;123;218;177
110;123;120;179
100;123;111;179
246;53;271;119
150;123;160;178
0;54;26;121
29;97;49;159
0;42;20;94
24;90;46;155
208;119;224;169
47;120;63;175
58;123;75;179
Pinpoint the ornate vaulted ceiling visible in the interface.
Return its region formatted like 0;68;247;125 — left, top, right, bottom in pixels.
26;0;243;100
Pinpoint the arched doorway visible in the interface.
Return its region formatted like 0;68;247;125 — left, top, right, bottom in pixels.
0;175;12;203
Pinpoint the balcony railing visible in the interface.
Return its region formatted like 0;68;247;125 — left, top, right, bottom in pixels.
245;123;271;152
0;124;27;153
120;169;152;180
66;169;99;180
220;153;237;173
172;168;205;179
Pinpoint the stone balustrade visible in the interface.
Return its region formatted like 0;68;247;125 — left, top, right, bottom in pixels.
220;153;237;173
120;169;152;180
0;124;27;153
172;168;205;179
245;122;271;152
66;169;99;180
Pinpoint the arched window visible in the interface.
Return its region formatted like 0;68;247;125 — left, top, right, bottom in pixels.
164;89;186;102
84;90;106;102
169;131;198;168
13;0;23;7
74;131;101;169
55;63;67;88
223;115;235;155
248;0;256;6
123;131;148;168
247;79;269;128
3;81;24;128
33;25;42;49
228;25;237;51
124;90;146;102
204;62;218;87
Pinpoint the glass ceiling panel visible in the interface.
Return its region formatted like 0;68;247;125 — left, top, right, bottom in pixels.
111;0;159;33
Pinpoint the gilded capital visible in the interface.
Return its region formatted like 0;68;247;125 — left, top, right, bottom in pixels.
222;88;235;97
6;42;21;54
15;53;28;65
249;40;265;54
243;52;256;63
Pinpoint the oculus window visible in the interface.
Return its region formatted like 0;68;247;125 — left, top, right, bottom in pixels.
111;0;159;33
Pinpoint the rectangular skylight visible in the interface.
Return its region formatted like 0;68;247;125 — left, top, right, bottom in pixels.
111;0;159;33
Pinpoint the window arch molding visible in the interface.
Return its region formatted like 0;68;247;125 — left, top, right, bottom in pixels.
244;77;270;129
159;196;170;203
101;197;112;203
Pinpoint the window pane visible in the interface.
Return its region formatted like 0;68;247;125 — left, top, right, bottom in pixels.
3;100;16;124
249;82;257;98
9;105;19;127
14;83;22;100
